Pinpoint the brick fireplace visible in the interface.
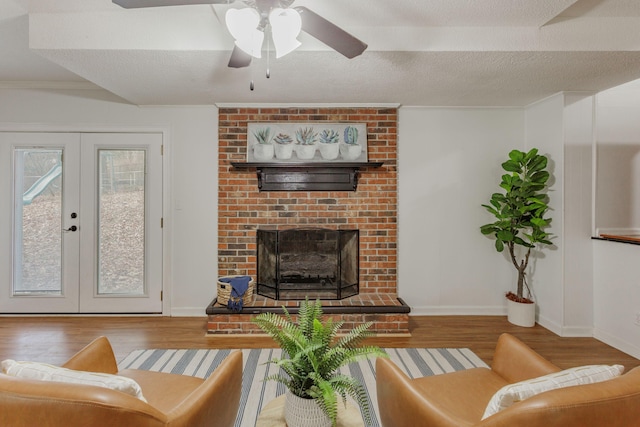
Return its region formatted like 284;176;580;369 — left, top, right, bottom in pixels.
207;107;409;334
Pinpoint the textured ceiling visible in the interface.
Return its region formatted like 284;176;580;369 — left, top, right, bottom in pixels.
2;0;640;106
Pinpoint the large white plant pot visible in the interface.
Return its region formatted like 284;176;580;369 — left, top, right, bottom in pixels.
285;390;332;427
506;298;536;327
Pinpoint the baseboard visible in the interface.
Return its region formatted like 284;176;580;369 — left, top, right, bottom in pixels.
409;306;506;316
593;328;640;359
536;315;563;336
559;326;594;337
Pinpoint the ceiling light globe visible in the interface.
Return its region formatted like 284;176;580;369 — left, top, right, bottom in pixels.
269;8;302;58
226;8;264;58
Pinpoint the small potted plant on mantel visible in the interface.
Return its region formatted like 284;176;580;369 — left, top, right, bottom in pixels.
295;127;318;160
480;148;553;327
318;129;341;160
253;298;387;427
274;132;294;160
340;126;361;160
253;127;274;161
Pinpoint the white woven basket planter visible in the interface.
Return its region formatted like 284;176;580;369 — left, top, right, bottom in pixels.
284;390;332;427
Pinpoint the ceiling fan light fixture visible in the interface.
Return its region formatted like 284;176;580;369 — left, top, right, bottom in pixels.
226;7;264;58
269;7;302;58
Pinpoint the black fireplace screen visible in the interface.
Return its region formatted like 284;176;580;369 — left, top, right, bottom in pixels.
256;228;359;300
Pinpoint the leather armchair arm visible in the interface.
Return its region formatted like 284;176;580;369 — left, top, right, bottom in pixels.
491;333;560;383
62;336;119;374
0;374;167;427
477;367;640;427
376;356;470;427
164;350;243;427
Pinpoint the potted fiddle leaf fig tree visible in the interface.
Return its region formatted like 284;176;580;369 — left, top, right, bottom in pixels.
253;298;387;427
480;148;553;327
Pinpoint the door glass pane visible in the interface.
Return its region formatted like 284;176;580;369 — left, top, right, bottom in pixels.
13;149;63;295
98;149;145;295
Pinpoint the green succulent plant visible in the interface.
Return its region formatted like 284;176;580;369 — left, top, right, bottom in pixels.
253;127;273;144
480;148;553;302
319;129;340;144
274;133;293;145
295;127;318;145
253;298;388;426
343;126;359;145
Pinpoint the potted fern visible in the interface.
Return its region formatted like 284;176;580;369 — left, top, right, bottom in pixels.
480;148;553;327
253;298;387;427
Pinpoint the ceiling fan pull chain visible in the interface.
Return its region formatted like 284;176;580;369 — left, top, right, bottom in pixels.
266;32;271;79
250;54;256;91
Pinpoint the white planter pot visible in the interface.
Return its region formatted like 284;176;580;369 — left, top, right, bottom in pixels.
340;144;362;160
319;143;340;160
274;143;294;160
506;298;536;327
284;390;332;427
296;144;317;160
253;144;274;161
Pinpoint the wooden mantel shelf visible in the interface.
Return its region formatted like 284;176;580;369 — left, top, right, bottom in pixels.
231;162;384;191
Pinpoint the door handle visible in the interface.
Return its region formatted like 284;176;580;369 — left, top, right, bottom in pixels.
64;225;78;232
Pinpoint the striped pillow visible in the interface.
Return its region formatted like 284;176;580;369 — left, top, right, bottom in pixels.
1;359;146;401
482;364;624;419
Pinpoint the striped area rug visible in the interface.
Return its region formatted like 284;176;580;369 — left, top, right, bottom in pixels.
119;348;487;427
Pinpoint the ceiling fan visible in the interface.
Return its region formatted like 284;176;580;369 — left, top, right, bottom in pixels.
112;0;368;69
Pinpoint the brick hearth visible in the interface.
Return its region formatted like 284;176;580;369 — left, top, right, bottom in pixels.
211;107;405;334
206;294;410;335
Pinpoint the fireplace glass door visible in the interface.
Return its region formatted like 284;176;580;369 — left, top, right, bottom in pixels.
256;228;359;300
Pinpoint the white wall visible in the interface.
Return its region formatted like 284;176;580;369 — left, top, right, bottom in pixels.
593;240;640;359
398;107;524;315
592;79;640;358
596;79;640;234
0;88;218;316
399;100;597;339
561;94;595;336
521;93;596;337
523;95;565;332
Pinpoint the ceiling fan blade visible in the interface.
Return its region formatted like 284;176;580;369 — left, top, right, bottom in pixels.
113;0;233;8
228;46;252;68
294;6;367;59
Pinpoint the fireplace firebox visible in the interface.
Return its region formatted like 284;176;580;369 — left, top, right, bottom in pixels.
256;228;359;300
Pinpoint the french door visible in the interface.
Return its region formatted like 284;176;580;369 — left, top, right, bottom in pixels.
0;132;163;313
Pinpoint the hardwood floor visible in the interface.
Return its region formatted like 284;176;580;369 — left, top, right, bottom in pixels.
0;315;637;371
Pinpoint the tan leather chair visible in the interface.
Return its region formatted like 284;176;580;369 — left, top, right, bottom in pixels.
376;333;640;426
0;336;243;427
